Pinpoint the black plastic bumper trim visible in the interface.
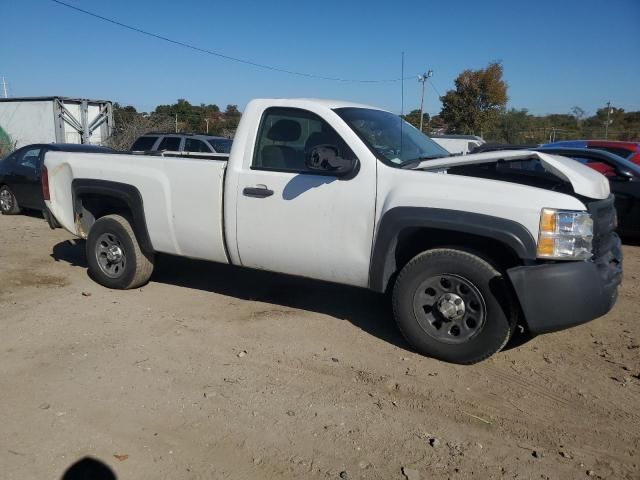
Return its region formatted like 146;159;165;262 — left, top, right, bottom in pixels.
507;234;623;334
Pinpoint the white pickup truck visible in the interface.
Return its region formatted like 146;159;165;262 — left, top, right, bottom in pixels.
43;98;622;364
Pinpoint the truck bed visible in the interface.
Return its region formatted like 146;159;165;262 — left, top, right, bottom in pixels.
45;151;229;263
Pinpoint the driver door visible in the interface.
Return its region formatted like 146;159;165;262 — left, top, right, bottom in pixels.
234;107;376;287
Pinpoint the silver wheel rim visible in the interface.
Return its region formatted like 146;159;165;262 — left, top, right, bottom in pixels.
412;273;487;345
0;189;12;211
95;232;127;279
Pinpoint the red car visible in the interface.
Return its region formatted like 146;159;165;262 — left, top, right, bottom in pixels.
544;140;640;165
588;141;640;165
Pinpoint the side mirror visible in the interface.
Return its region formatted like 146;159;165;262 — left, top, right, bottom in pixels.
611;169;634;181
305;144;357;176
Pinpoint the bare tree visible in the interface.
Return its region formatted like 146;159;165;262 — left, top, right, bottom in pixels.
104;113;174;151
571;106;585;124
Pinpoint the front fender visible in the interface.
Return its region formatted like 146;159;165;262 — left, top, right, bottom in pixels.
368;207;537;292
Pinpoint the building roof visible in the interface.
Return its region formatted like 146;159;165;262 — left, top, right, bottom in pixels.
0;96;111;104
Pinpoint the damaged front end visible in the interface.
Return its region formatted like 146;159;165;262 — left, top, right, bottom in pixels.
416;150;610;200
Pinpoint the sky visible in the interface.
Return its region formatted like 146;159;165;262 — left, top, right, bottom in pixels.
1;0;639;116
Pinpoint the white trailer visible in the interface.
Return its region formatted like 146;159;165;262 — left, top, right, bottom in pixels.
0;96;113;150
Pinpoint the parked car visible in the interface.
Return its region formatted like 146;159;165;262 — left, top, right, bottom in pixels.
542;140;640;165
468;143;640;238
470;143;538;154
130;133;233;155
0;143;112;215
537;147;640;238
43;98;621;364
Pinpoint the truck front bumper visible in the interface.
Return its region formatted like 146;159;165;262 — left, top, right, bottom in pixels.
507;234;623;335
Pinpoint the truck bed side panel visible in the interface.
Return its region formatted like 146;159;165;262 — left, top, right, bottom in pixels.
162;158;228;262
45;151;228;264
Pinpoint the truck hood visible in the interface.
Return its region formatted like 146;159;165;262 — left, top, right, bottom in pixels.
415;150;610;200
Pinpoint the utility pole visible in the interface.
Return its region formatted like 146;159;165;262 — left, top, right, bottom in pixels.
175;113;178;133
605;101;611;139
205;118;209;134
418;69;433;133
1;76;8;99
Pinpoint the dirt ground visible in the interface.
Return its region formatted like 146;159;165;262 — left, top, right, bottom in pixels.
0;213;638;480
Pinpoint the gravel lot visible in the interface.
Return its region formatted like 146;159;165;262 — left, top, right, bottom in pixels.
1;213;639;480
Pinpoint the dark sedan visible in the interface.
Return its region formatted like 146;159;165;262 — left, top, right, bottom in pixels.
0;143;113;215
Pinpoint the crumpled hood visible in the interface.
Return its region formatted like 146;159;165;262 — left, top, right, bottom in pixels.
416;150;610;200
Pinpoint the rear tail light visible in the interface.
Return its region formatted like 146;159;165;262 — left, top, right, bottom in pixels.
41;165;50;201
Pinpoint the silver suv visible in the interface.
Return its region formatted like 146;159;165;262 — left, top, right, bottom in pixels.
130;133;233;154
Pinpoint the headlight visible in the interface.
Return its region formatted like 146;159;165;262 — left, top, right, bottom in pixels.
537;208;593;260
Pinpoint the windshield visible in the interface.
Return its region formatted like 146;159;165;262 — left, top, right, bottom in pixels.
334;107;450;167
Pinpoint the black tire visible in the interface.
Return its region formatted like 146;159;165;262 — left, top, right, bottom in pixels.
392;248;516;364
86;214;154;289
0;185;21;215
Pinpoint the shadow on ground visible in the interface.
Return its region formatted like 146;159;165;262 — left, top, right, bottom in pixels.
61;457;116;480
51;240;411;352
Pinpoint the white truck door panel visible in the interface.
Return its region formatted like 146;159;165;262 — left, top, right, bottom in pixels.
233;104;377;287
236;170;375;287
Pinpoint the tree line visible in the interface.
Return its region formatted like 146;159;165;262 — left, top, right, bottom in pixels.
109;62;638;150
402;62;639;144
108;100;242;150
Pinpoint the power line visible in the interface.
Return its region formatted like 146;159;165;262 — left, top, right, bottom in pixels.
428;78;442;98
50;0;413;84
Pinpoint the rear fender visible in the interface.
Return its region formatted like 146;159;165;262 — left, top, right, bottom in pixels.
71;179;154;252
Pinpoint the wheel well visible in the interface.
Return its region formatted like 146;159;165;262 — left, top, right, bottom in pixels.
75;193;132;237
394;227;523;280
388;227;528;331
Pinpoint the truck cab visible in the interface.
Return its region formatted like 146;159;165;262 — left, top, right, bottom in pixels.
43;98;622;364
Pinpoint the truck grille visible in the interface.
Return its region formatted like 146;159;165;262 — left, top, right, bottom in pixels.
588;195;618;260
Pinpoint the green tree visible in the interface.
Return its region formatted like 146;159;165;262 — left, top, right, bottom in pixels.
153;100;231;134
402;109;429;131
487;108;532;143
439;62;508;135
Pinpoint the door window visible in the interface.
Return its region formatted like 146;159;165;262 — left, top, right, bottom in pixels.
207;138;232;153
252;107;354;173
157;136;182;151
130;136;159;151
184;138;212;153
18;148;41;170
588;146;632;159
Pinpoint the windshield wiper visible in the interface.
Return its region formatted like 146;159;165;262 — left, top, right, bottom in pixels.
400;154;449;169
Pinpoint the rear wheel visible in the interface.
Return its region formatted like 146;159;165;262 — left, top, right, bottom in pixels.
392;248;516;364
86;214;154;289
0;185;21;215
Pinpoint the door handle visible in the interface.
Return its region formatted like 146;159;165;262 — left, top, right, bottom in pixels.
243;185;274;198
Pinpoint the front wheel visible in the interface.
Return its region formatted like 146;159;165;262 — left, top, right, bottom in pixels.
392;248;516;364
0;185;21;215
86;214;155;289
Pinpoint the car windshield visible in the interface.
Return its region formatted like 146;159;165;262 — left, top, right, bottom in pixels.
334;107;450;167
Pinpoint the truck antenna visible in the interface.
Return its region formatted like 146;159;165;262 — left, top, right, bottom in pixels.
400;52;404;156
